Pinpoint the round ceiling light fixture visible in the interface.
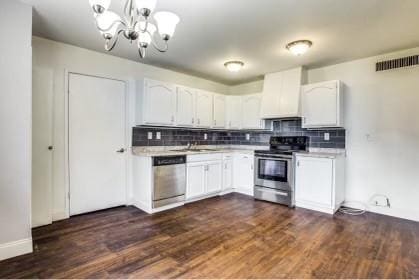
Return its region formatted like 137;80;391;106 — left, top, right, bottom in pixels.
286;40;313;56
224;61;245;72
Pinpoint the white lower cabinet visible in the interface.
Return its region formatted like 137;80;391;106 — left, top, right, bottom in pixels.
295;154;345;214
222;154;233;192
233;154;254;196
186;155;222;200
186;163;206;199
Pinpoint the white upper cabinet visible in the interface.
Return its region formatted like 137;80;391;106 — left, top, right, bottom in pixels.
301;80;343;128
176;86;196;127
195;90;213;128
140;79;176;126
225;96;242;129
242;94;264;129
260;67;304;119
213;94;226;129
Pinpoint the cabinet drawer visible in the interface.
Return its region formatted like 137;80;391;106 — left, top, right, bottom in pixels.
187;153;223;163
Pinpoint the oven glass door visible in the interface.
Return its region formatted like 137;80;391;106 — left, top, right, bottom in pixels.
257;158;288;182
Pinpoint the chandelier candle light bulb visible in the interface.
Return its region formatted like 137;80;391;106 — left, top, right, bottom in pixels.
89;0;179;58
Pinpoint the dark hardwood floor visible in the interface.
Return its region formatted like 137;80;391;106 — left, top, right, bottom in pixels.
1;193;418;279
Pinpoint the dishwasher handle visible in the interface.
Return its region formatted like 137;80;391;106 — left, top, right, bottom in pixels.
153;155;186;166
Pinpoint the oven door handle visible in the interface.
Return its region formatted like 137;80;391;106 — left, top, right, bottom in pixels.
255;156;292;161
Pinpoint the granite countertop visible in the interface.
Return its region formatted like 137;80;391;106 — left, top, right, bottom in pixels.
132;146;346;158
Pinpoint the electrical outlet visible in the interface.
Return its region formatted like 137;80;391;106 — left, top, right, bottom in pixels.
204;133;208;140
246;134;250;141
324;133;330;141
147;132;153;140
156;132;161;140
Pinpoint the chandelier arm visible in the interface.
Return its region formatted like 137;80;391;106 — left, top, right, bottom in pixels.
104;30;124;51
151;38;169;53
96;19;127;33
133;19;148;33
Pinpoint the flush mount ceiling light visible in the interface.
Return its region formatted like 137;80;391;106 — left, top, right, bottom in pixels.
89;0;180;59
224;61;245;72
286;40;313;56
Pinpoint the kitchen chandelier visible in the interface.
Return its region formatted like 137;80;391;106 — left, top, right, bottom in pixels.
89;0;180;58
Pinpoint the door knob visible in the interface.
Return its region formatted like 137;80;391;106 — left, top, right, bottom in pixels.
116;148;125;153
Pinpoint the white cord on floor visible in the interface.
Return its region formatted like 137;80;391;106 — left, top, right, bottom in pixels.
338;201;367;216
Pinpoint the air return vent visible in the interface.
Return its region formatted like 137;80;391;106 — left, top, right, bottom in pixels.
376;55;419;72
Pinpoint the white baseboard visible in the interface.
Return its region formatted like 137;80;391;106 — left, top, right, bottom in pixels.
235;188;254;197
52;210;69;222
0;238;33;261
131;199;152;214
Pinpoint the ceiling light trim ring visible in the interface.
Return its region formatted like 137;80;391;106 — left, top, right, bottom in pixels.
286;40;313;56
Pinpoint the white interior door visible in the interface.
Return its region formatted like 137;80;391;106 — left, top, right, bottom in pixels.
32;68;54;227
69;73;126;216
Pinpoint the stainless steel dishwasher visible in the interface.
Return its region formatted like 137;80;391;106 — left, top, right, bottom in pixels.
152;155;186;208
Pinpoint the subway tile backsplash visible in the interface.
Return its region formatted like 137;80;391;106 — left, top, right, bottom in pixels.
132;119;345;149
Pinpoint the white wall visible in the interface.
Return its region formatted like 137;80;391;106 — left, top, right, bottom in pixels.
0;0;33;260
308;47;419;221
32;37;230;220
229;80;264;95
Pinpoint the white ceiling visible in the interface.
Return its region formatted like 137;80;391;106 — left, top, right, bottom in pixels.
22;0;419;85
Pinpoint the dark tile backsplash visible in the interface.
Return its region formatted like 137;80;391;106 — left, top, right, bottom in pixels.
133;119;345;149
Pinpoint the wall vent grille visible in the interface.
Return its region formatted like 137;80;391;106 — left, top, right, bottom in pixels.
376;55;419;72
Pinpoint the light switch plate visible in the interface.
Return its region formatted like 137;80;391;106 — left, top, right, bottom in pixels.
156;132;161;140
148;132;153;140
324;133;330;141
204;133;208;140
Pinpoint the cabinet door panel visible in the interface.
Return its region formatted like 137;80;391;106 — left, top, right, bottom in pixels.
222;159;233;190
295;157;333;206
176;86;195;127
302;81;338;127
195;91;213;127
213;94;226;128
242;94;262;129
233;154;254;190
144;79;176;125
226;96;242;129
186;164;206;199
206;161;222;193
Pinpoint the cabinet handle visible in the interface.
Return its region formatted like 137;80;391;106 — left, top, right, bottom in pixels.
192;118;194;124
251;164;254;170
198;118;201;125
171;116;175;123
297;161;300;167
214;120;217;126
229;121;232;127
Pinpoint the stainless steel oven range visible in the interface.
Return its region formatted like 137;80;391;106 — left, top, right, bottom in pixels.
254;136;308;207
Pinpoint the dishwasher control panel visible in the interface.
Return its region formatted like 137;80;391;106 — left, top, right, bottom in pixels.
153;155;186;166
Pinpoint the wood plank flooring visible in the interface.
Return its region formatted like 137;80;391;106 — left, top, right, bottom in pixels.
0;193;418;278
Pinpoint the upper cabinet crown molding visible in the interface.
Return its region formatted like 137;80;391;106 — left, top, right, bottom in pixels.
301;80;344;128
260;67;305;119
